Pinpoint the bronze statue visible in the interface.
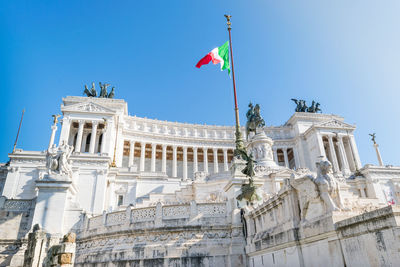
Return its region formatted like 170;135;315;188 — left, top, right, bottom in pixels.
90;82;97;97
99;82;110;98
307;100;321;113
83;82;115;98
108;87;115;99
245;103;265;140
51;114;61;125
291;99;321;113
369;133;376;144
235;149;261;203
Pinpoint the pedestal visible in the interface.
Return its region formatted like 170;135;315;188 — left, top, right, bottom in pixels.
248;131;278;168
31;174;72;235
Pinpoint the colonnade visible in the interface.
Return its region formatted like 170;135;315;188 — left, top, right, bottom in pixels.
272;147;298;169
126;141;233;180
320;134;361;175
69;120;106;154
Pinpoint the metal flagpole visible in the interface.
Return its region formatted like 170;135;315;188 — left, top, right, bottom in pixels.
12;108;25;153
224;14;245;152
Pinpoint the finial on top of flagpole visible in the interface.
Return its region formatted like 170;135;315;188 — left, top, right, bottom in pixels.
224;14;231;30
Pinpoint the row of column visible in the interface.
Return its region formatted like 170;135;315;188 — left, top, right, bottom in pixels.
320;134;361;174
73;120;104;154
128;141;231;180
272;147;299;169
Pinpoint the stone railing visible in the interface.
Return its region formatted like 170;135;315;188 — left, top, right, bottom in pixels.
0;197;35;212
85;202;227;232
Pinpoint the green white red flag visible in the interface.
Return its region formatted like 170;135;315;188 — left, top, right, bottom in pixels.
196;41;230;74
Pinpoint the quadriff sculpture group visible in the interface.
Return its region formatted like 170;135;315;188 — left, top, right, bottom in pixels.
291;158;345;220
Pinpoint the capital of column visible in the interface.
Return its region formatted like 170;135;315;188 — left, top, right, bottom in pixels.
130;140;135;146
140;142;146;148
78;120;85;126
92;120;99;126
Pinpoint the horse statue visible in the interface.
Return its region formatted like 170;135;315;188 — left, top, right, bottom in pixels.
291;99;308;112
245;103;266;140
307;100;321;113
99;82;111;98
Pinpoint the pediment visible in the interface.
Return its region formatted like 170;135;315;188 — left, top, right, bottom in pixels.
61;101;115;114
316;119;355;129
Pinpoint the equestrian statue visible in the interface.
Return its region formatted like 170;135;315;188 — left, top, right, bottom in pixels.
245;103;266;140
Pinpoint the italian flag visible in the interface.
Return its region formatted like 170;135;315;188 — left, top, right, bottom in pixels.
196;41;230;73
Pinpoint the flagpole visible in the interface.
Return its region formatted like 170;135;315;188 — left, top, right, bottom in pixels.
225;14;245;152
13;108;25;153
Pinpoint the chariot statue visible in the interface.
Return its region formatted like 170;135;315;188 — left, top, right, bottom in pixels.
291;99;321;113
83;82;115;98
245;103;266;140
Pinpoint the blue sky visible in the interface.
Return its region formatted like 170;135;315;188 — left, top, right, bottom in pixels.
1;1;399;165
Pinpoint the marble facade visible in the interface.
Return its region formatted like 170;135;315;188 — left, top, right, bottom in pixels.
0;95;399;266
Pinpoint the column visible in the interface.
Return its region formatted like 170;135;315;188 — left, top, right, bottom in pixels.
48;125;58;149
75;120;85;153
283;148;289;168
172;146;177;177
128;141;135;167
58;117;71;145
337;136;350;175
162;145;167;173
316;132;326;158
203;148;208;173
81;133;88;152
374;143;384;166
328;135;340;173
213;148;219;173
223;149;229;171
89;121;98;154
140;142;146;172
100;129;106;154
293;147;300;169
349;135;362;169
183;147;188;180
193;147;198;173
273;148;278;164
151;143;156;172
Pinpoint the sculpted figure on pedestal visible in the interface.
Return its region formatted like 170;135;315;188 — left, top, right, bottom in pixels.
245;102;265;140
45;141;74;177
291;159;343;219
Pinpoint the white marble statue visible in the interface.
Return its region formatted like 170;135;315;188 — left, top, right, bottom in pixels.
45;141;74;177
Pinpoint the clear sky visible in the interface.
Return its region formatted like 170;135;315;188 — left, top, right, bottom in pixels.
1;1;399;165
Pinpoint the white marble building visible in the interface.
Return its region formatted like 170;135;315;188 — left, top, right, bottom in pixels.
0;95;399;266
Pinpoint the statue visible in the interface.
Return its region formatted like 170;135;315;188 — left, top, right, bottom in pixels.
291;99;309;112
90;82;97;97
245;103;266;140
291;158;343;219
307;101;321;113
236;149;261;203
99;82;111;98
83;82;115;98
108;87;115;99
45;141;74;177
369;133;376;144
51;114;61;125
